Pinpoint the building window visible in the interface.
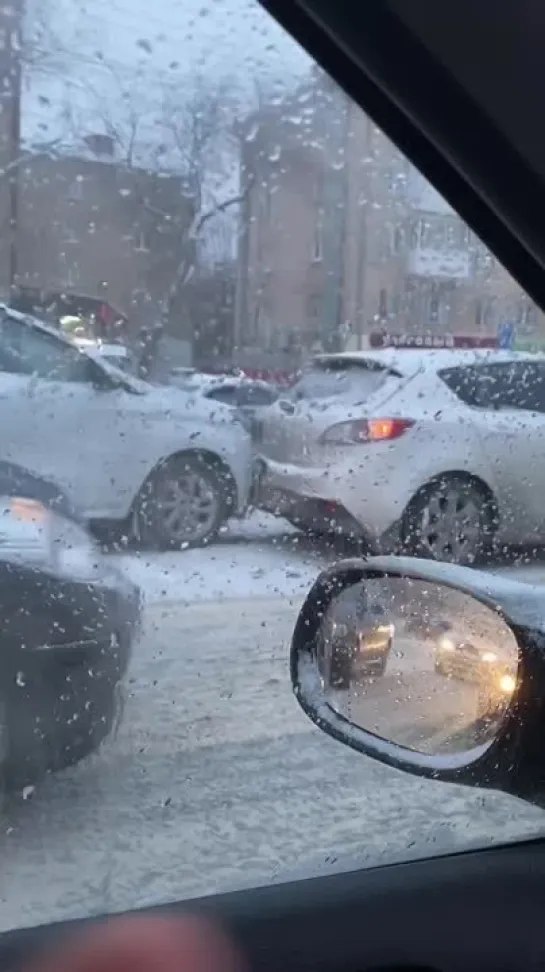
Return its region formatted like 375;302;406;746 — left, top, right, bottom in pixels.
429;291;439;323
425;283;450;330
61;258;79;289
475;299;484;331
387;223;405;255
412;216;468;251
312;221;323;261
67;178;84;202
419;218;445;249
445;219;469;248
63;226;78;244
134;231;150;252
260;181;272;221
312;171;323;206
520;300;538;334
307;293;322;321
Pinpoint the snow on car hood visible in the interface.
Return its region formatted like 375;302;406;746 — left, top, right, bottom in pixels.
91;356;241;425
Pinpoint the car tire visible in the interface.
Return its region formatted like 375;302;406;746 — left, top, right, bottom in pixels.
374;653;388;677
1;700;45;793
401;475;495;566
328;651;352;690
0;699;10;793
383;636;394;673
134;453;233;550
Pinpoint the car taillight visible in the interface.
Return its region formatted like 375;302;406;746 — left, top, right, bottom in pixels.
321;418;415;445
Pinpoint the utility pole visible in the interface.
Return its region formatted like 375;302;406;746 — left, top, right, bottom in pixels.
321;84;350;353
0;0;22;300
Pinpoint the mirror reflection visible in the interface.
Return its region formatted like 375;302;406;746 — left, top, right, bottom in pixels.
318;578;519;756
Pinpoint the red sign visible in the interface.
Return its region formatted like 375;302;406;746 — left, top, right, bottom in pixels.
369;332;498;350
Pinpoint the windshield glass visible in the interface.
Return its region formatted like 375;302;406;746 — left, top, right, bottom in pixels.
86;353;150;394
93;355;151;395
3;0;545;939
287;362;393;401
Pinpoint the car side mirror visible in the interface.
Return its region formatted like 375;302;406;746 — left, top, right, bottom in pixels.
290;556;545;808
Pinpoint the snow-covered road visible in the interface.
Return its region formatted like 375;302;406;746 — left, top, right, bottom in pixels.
2;512;545;933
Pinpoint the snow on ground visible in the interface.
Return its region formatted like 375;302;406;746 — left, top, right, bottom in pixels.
114;511;317;605
114;509;545;606
2;597;545;932
3;513;545;933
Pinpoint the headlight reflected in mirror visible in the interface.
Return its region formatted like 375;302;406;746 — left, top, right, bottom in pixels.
316;576;519;758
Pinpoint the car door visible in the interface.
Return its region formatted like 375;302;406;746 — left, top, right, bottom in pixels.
455;361;545;542
0;314;133;517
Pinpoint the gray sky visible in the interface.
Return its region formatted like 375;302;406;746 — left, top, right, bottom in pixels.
21;0;313;264
23;0;311;151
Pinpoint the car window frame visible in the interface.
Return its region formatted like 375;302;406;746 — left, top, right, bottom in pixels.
0;313;99;386
234;383;279;407
204;384;239;405
5;0;545;950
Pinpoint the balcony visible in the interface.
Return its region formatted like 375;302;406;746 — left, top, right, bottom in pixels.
406;170;455;215
407;246;471;280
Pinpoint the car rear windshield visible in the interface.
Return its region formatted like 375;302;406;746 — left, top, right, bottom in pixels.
286;360;398;402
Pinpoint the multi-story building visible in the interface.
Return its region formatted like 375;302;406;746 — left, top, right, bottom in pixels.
235;72;541;363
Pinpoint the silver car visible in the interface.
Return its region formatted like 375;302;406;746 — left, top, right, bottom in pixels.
169;371;279;435
0;307;254;550
256;348;545;564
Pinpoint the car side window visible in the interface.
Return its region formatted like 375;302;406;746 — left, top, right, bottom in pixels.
205;386;238;405
235;385;278;406
477;363;545;412
441;362;545;413
0;315;91;382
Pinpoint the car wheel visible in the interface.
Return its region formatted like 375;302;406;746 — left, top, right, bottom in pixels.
402;475;495;565
135;454;232;550
328;653;352;690
374;653;388;677
1;699;44;793
0;700;9;793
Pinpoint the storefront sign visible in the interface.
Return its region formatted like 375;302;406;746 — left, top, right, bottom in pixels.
369;332;498;350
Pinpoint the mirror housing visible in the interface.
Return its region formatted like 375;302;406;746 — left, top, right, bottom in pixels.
290;556;545;806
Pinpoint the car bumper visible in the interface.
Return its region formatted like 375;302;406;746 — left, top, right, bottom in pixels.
354;650;390;673
2;568;141;783
257;456;404;543
228;433;255;516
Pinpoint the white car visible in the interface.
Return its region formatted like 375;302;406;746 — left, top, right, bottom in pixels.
168;370;279;433
256;348;545;564
0;306;254;549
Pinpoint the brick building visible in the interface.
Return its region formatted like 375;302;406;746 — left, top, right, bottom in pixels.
14;145;194;336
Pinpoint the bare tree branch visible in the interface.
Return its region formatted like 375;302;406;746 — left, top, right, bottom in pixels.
193;191;247;237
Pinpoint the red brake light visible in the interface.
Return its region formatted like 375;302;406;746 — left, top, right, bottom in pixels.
366;418;414;442
321;417;415;445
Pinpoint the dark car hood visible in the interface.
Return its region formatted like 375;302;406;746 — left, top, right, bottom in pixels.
0;461;81;523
